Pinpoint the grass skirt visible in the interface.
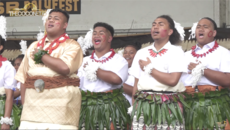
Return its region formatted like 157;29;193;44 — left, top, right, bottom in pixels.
131;91;189;130
79;89;131;130
184;88;230;129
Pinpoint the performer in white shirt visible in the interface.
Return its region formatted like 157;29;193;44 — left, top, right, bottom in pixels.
122;42;141;105
181;17;230;130
129;15;187;130
0;15;19;130
78;22;130;130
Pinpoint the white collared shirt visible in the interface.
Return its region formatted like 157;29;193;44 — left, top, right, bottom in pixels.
0;60;17;89
78;51;129;92
129;41;186;91
181;41;230;86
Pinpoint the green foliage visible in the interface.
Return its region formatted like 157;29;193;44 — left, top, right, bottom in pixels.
34;50;48;64
79;89;131;130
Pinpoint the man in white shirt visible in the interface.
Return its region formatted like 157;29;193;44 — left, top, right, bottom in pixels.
129;15;187;129
181;17;230;130
77;22;130;130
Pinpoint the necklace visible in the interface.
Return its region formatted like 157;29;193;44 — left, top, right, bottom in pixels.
0;55;7;67
149;49;168;58
37;33;69;54
90;49;115;64
191;41;219;58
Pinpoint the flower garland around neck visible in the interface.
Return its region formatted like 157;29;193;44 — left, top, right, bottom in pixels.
191;41;219;58
0;55;7;67
37;33;69;54
90;49;115;64
149;49;168;58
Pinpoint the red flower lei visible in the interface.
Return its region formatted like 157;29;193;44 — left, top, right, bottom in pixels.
37;33;69;54
90;49;115;64
149;49;168;58
0;55;7;67
191;41;219;58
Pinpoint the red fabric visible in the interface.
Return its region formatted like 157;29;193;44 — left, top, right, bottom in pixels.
0;55;7;67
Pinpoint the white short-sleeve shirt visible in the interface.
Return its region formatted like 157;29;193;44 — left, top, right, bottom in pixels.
0;60;17;89
129;42;187;92
78;51;129;92
181;41;230;86
123;69;135;105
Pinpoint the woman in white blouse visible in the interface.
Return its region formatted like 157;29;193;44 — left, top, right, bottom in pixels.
0;36;17;129
123;42;141;105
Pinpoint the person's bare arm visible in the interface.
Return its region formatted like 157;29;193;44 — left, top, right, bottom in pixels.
188;62;230;88
41;54;70;75
139;57;182;87
97;69;122;85
13;88;20;99
1;89;14;130
150;70;182;86
132;78;139;105
20;83;26;105
32;48;70;75
204;70;230;87
123;83;133;96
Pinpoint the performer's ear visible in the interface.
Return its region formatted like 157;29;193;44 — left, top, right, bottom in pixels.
168;29;173;36
108;36;113;43
213;30;217;38
0;45;3;52
63;23;68;29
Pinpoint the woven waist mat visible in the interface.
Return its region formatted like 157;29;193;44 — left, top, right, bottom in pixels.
79;89;131;130
24;75;80;89
185;85;225;95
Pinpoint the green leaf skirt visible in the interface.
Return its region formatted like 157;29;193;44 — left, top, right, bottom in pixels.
131;91;189;129
0;95;22;130
183;89;230;129
79;89;131;130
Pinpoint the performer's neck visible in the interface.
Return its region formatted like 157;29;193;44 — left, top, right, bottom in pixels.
47;31;66;42
197;40;215;49
154;38;169;51
94;47;111;59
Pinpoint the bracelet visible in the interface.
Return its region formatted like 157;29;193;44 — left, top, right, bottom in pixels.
191;63;207;88
34;50;49;64
143;63;155;75
83;60;101;82
0;117;13;125
201;67;207;75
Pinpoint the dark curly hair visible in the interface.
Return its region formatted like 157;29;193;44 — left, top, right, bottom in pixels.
0;36;5;54
157;15;181;44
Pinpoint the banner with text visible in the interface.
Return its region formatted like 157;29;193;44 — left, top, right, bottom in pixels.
0;0;81;17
